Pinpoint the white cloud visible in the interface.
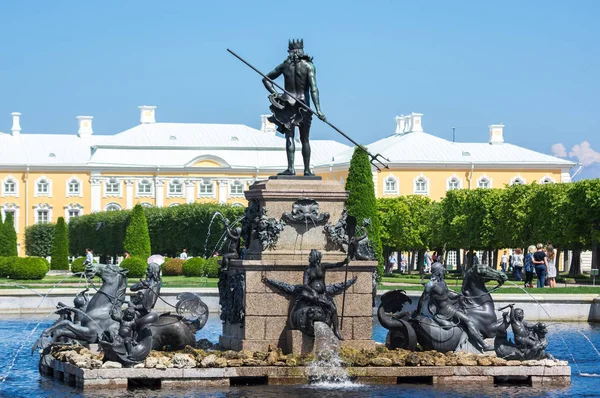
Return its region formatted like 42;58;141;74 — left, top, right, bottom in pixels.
551;143;567;157
568;141;600;166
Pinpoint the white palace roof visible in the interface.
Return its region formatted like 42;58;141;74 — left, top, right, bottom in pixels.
0;108;575;171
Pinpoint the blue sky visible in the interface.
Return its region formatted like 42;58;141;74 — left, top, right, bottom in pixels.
0;1;598;166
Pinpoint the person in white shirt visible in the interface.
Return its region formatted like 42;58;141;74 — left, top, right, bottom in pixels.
179;249;188;260
84;248;94;266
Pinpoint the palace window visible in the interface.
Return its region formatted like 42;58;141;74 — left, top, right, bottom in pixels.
37;179;49;194
37;210;49;224
68;179;81;195
169;179;183;196
106;178;121;195
477;176;492;189
414;175;429;195
68;209;80;219
138;179;153;195
105;202;122;212
384;176;398;194
540;176;555;184
3;178;16;195
140;202;153;208
511;177;525;186
230;180;244;196
447;176;461;191
199;180;214;196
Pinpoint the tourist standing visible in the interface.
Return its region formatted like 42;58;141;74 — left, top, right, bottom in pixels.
424;250;432;273
524;245;536;288
501;250;509;273
532;243;548;288
387;254;397;273
512;248;524;282
179;249;188;260
400;253;407;274
546;244;557;288
84;248;94;266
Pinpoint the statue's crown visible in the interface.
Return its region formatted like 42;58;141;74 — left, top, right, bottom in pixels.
288;39;304;51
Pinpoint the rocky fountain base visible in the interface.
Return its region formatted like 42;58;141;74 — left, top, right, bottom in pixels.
41;344;570;390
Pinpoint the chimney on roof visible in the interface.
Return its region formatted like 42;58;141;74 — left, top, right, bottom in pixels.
260;114;276;135
395;115;405;134
139;105;156;124
488;124;505;145
11;112;21;137
395;112;423;134
409;112;423;132
77;116;94;138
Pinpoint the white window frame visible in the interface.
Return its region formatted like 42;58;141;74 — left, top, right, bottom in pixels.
383;175;399;195
231;202;244;207
34;203;52;224
477;175;492;189
66;176;83;197
1;203;20;233
539;175;555;184
446;174;462;191
34;175;52;198
104;202;122;212
64;203;84;222
229;180;245;197
413;174;429;195
169;203;181;207
137;179;154;197
104;178;122;197
2;175;18;197
510;175;526;186
168;179;184;197
139;202;153;208
198;179;216;197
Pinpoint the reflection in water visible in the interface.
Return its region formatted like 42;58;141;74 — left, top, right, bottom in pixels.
0;314;598;397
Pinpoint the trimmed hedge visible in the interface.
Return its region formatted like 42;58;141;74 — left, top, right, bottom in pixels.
25;223;55;258
68;203;245;258
0;213;18;257
163;258;184;276
120;257;147;279
124;204;151;260
70;257;97;274
51;217;69;270
182;257;220;278
0;256;49;279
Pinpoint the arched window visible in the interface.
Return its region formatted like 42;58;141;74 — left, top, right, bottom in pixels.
232;202;244;207
105;178;121;195
230;180;245;196
67;177;82;196
64;203;84;222
414;174;429;195
447;175;461;191
169;203;181;207
2;176;18;196
198;179;214;196
34;203;52;224
510;176;526;186
138;179;153;196
34;176;52;197
384;176;398;194
105;202;122;212
477;175;492;189
540;175;555;184
140;202;153;208
169;179;183;196
2;203;19;232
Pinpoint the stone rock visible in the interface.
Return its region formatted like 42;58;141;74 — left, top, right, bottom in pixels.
420;353;435;366
556;360;568;366
201;354;218;368
434;357;447;366
134;363;145;368
214;358;228;368
253;351;268;361
477;357;493;366
491;357;507;366
542;359;556;367
506;360;522;366
145;357;159;368
243;358;266;366
274;361;286;366
445;358;458;366
405;353;420;366
457;357;478;366
102;361;122;369
523;360;542;366
370;357;393;367
285;357;298;366
172;353;196;369
196;339;215;350
227;359;243;367
266;351;279;365
155;363;167;370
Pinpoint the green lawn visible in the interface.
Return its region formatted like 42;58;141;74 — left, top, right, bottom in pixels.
378;284;600;294
0;275;219;289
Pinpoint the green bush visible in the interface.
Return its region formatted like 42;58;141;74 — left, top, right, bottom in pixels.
163;258;184;276
182;257;205;277
124;204;152;260
203;256;220;278
0;256;49;279
119;256;147;278
51;217;69;270
70;257;97;274
0;213;18;257
25;223;55;257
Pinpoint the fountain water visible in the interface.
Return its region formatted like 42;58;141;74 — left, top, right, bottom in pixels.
203;211;226;257
307;322;359;387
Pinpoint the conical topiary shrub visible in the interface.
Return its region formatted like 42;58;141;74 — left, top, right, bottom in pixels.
50;217;69;270
124;204;152;260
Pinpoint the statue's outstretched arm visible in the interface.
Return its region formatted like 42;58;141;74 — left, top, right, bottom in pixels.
323;257;349;270
262;63;285;95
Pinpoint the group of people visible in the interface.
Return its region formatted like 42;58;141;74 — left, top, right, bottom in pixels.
386;250;443;274
502;244;557;288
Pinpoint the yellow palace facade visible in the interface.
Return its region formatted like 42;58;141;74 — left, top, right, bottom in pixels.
0;107;575;255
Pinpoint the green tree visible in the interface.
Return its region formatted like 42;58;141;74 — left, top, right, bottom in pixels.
124;204;152;260
3;213;18;256
50;217;69;270
345;146;383;275
25;223;55;257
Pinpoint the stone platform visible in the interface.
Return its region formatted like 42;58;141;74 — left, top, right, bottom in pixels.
41;360;571;390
